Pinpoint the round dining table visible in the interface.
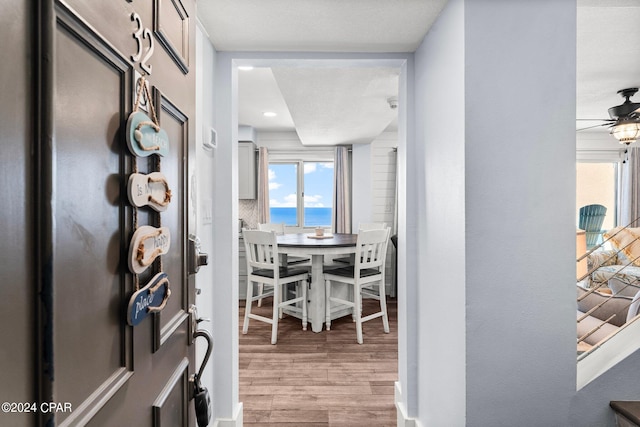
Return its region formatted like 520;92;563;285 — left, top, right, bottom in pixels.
277;233;357;332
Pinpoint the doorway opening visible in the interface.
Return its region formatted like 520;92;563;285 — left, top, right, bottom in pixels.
232;57;408;424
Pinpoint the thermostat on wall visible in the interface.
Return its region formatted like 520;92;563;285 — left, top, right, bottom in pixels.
203;127;217;149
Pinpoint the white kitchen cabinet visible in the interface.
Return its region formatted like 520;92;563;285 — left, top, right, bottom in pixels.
238;142;256;199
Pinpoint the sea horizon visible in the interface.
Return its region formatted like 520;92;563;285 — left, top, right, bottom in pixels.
270;207;332;227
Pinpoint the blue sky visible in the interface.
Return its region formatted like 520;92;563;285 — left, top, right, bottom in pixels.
269;162;334;208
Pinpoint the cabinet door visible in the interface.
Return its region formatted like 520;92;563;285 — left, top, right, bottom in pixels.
238;142;256;199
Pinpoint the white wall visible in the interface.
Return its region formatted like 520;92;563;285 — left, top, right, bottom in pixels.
351;133;398;291
370;133;397;227
370;134;398;292
464;0;576;424
411;0;578;425
196;23;246;425
211;52;242;424
412;0;467;422
195;22;217;418
352;133;398;227
409;0;640;425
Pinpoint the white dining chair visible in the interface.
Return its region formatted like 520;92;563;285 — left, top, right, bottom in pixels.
333;222;387;264
323;227;391;344
359;222;388;231
257;222;310;263
242;229;309;344
256;222;310;307
257;222;286;234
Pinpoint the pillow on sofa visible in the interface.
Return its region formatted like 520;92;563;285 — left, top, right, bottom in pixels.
587;249;619;269
608;276;640;298
617;250;634;266
627;290;640;323
603;227;640;267
577;286;632;328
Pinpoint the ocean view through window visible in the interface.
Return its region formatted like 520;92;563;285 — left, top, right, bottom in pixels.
269;160;333;227
270;207;332;227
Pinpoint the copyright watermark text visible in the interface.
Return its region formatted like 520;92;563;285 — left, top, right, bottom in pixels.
2;402;72;414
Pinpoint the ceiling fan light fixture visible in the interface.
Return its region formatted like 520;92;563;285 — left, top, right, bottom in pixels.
610;119;640;145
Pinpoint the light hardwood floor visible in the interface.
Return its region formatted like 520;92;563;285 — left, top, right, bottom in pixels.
239;296;398;426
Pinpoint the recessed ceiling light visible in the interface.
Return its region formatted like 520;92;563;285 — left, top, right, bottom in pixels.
238;66;254;71
263;111;277;117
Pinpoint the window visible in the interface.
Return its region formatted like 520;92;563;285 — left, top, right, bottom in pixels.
269;160;334;228
576;162;618;231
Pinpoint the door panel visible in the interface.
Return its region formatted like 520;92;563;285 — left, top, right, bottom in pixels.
153;91;189;352
52;6;132;426
152;358;189;427
154;0;190;74
0;1;35;424
39;1;197;425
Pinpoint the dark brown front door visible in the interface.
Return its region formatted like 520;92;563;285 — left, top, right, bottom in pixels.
1;0;199;425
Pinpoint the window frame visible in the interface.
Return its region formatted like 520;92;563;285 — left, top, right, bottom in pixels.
576;156;621;230
268;151;335;231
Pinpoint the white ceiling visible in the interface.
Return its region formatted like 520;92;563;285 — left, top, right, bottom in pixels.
198;0;447;145
576;1;640;132
198;0;640;144
237;66;401;145
237;67;295;132
197;0;448;53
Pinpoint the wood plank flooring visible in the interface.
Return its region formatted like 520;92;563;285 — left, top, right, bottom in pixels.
239;297;398;426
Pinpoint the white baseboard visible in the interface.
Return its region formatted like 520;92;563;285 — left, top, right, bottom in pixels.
395;381;417;427
213;402;243;427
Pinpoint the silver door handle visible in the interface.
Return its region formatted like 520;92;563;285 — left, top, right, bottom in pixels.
188;234;209;275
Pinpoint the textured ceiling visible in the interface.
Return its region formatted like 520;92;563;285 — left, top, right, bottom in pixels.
271;67;400;145
199;1;640;142
198;0;448;52
237;68;295;132
199;0;445;146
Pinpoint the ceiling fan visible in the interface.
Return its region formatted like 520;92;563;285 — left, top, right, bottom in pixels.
577;88;640;145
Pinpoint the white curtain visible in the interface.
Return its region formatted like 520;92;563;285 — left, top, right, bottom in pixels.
257;147;270;224
618;147;640;227
333;146;352;233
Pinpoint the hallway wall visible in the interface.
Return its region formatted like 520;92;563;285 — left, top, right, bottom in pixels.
411;0;466;422
195;21;218;420
411;0;577;425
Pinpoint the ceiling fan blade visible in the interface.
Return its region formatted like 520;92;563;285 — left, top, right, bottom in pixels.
576;122;613;132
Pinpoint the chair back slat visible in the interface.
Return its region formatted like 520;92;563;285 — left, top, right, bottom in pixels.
242;229;279;271
358;222;387;231
355;228;390;271
257;222;286;235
